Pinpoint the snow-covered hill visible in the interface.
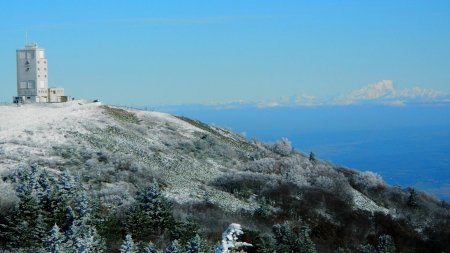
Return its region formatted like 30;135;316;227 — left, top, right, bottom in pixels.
0;101;261;211
1;101;449;252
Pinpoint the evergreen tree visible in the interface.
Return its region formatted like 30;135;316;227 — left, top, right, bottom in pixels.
63;192;105;253
407;188;419;208
165;240;181;253
62;206;76;231
186;234;201;253
297;225;316;253
377;234;395;253
309;152;316;163
45;224;65;253
357;244;376;253
141;242;159;253
53;170;79;226
1;175;48;249
272;222;316;253
272;223;294;252
126;179;174;241
120;234;137;253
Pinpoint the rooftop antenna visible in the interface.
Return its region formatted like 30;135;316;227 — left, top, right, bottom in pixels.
25;31;28;45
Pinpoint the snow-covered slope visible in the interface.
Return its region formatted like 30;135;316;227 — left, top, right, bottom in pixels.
0;101;421;215
0;101;258;211
1;101;448;253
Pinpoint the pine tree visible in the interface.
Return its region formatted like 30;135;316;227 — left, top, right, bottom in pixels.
377;234;395;253
407;188;419;208
297;225;316;253
126;179;174;241
45;224;65;253
272;222;316;253
358;244;376;253
166;240;181;253
186;234;201;253
63;192;105;253
309;152;316;163
272;223;294;252
1;176;49;249
120;234;137;253
53;170;79;226
141;242;159;253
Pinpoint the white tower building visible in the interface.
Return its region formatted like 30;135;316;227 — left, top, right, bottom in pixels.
16;43;49;103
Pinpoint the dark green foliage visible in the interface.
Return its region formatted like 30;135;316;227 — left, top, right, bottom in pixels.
272;222;316;253
165;240;181;253
335;247;352;253
241;230;276;253
376;234;396;253
45;224;64;253
309;152;316;163
170;220;200;246
407;188;419;208
0;167;49;249
186;234;202;253
357;244;376;253
126;179;175;242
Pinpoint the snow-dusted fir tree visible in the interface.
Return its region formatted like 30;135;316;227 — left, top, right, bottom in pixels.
53;170;79;226
126;179;173;241
214;223;252;253
165;240;181;253
1;172;48;249
45;224;65;253
186;234;202;253
63;192;104;253
120;234;137;253
141;242;158;253
57;170;78;203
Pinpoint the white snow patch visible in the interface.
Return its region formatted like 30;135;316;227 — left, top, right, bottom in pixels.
351;188;389;214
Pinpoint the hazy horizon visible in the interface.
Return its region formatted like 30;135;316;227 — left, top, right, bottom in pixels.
1;1;450;105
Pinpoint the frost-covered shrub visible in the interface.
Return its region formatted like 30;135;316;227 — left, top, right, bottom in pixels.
313;176;334;189
0;180;18;213
354;171;385;189
245;157;277;174
272;138;293;156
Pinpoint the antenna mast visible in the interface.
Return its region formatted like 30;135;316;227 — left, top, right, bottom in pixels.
25;31;28;45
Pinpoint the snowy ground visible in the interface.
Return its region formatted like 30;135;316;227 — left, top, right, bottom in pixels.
0;101;103;172
0;101;256;211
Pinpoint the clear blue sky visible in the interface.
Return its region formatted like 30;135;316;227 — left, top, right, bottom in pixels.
1;0;449;105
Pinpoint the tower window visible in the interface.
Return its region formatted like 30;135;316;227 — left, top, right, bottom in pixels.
26;51;34;59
